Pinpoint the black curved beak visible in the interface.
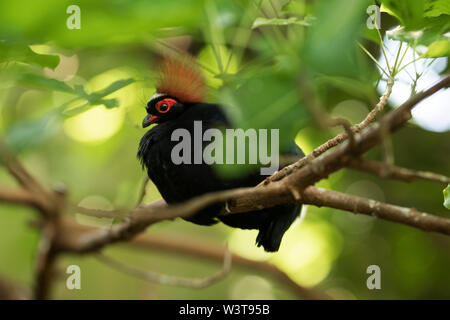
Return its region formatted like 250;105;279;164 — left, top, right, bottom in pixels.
142;114;160;128
142;114;151;128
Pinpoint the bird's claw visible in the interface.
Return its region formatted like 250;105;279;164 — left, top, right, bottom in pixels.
225;201;231;213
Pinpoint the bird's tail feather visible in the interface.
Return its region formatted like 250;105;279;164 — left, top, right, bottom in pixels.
256;205;301;252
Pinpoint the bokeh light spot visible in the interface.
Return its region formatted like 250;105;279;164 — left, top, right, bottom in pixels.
63;68;140;143
272;220;343;287
228;229;272;261
64;105;125;144
230;276;275;299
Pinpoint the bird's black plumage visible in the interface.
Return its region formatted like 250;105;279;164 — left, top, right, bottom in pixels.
138;99;304;252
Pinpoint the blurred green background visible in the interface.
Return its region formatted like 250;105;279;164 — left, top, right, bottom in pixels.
0;0;449;299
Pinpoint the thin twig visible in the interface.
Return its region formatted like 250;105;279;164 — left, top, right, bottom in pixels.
349;158;450;184
95;248;231;288
137;176;150;206
298;77;356;147
127;233;329;300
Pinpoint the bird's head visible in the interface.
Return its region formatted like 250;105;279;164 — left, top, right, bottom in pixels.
142;93;184;127
142;57;206;128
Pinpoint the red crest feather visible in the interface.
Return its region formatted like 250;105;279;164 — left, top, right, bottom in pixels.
156;57;206;103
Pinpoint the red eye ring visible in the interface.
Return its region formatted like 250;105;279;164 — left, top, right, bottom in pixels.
156;98;176;113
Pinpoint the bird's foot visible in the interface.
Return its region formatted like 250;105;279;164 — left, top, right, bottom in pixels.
224;201;231;213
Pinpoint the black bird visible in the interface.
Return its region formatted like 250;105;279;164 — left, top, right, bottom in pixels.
138;58;303;252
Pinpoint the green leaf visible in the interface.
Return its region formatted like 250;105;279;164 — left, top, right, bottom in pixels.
315;75;376;101
19;75;134;116
218;70;310;178
61;103;90;117
424;39;450;57
303;0;370;77
88;78;134;101
387;15;450;48
98;98;119;109
81;78;134;112
425;0;450;17
282;0;306;15
361;28;381;44
5;113;59;152
252;17;310;29
381;0;426;30
62;99;119;117
444;184;450;210
19;73;75;93
221;71;310;149
0;0;207;48
0;42;60;69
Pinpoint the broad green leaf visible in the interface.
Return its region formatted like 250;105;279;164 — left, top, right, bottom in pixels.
424;39;450;57
444;184;450;210
0;42;60;69
303;0;369;76
221;71;310;149
361;27;381;44
381;0;426;30
282;0;306;15
425;0;450;17
380;4;397;18
252;17;310;29
0;0;208;48
218;70;310;178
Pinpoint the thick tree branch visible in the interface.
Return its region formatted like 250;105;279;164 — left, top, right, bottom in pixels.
0;188;45;209
300;187;450;235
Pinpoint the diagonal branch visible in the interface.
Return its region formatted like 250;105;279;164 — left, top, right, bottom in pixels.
261;76;395;186
0;141;51;203
348;158;450;184
0;188;46;210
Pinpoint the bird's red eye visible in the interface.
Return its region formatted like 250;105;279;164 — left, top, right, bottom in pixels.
156;98;176;113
